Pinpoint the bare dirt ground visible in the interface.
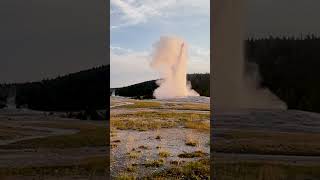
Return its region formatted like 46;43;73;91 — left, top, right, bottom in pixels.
110;96;210;179
213;109;320;179
0;108;107;179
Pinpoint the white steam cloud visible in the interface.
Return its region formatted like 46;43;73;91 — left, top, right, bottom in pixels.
212;0;287;110
150;36;199;99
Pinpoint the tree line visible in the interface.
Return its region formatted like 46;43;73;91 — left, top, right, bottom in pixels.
0;65;109;116
246;36;320;112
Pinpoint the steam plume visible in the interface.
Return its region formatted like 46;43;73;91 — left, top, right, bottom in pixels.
212;0;287;110
150;36;199;99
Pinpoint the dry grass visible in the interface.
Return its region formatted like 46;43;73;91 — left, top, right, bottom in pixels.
111;118;176;131
126;164;136;172
116;173;137;180
159;150;171;158
178;151;208;158
111;111;209;131
185;134;199;147
144;159;165;168
163;103;210;111
184;121;210;132
121;101;161;109
150;158;209;179
113;99;209;111
128;150;141;159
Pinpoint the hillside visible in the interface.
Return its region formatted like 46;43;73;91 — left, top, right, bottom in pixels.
113;73;210;98
4;65;110;112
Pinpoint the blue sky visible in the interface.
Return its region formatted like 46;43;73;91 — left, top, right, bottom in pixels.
110;0;210;88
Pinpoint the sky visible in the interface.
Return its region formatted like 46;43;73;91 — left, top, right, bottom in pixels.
247;0;320;37
0;0;107;83
110;0;210;88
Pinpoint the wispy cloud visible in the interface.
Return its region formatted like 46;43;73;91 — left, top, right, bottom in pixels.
111;0;209;29
110;45;133;54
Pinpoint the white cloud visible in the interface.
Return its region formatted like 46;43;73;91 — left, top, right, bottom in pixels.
110;45;133;54
190;45;210;58
110;46;158;88
188;46;210;73
111;0;209;29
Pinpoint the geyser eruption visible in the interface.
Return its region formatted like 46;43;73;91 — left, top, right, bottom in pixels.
212;0;287;110
150;36;199;99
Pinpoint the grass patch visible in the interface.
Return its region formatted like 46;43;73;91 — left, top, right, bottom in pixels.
185;121;210;132
116;173;137;180
121;101;161;109
1;122;106;149
111;111;209;131
178;151;208;158
163;103;210;111
214;130;320;156
159;151;171;158
128;150;141;159
126;164;136;172
186;142;197;147
150;158;209;179
185;135;198;147
144;159;165;168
